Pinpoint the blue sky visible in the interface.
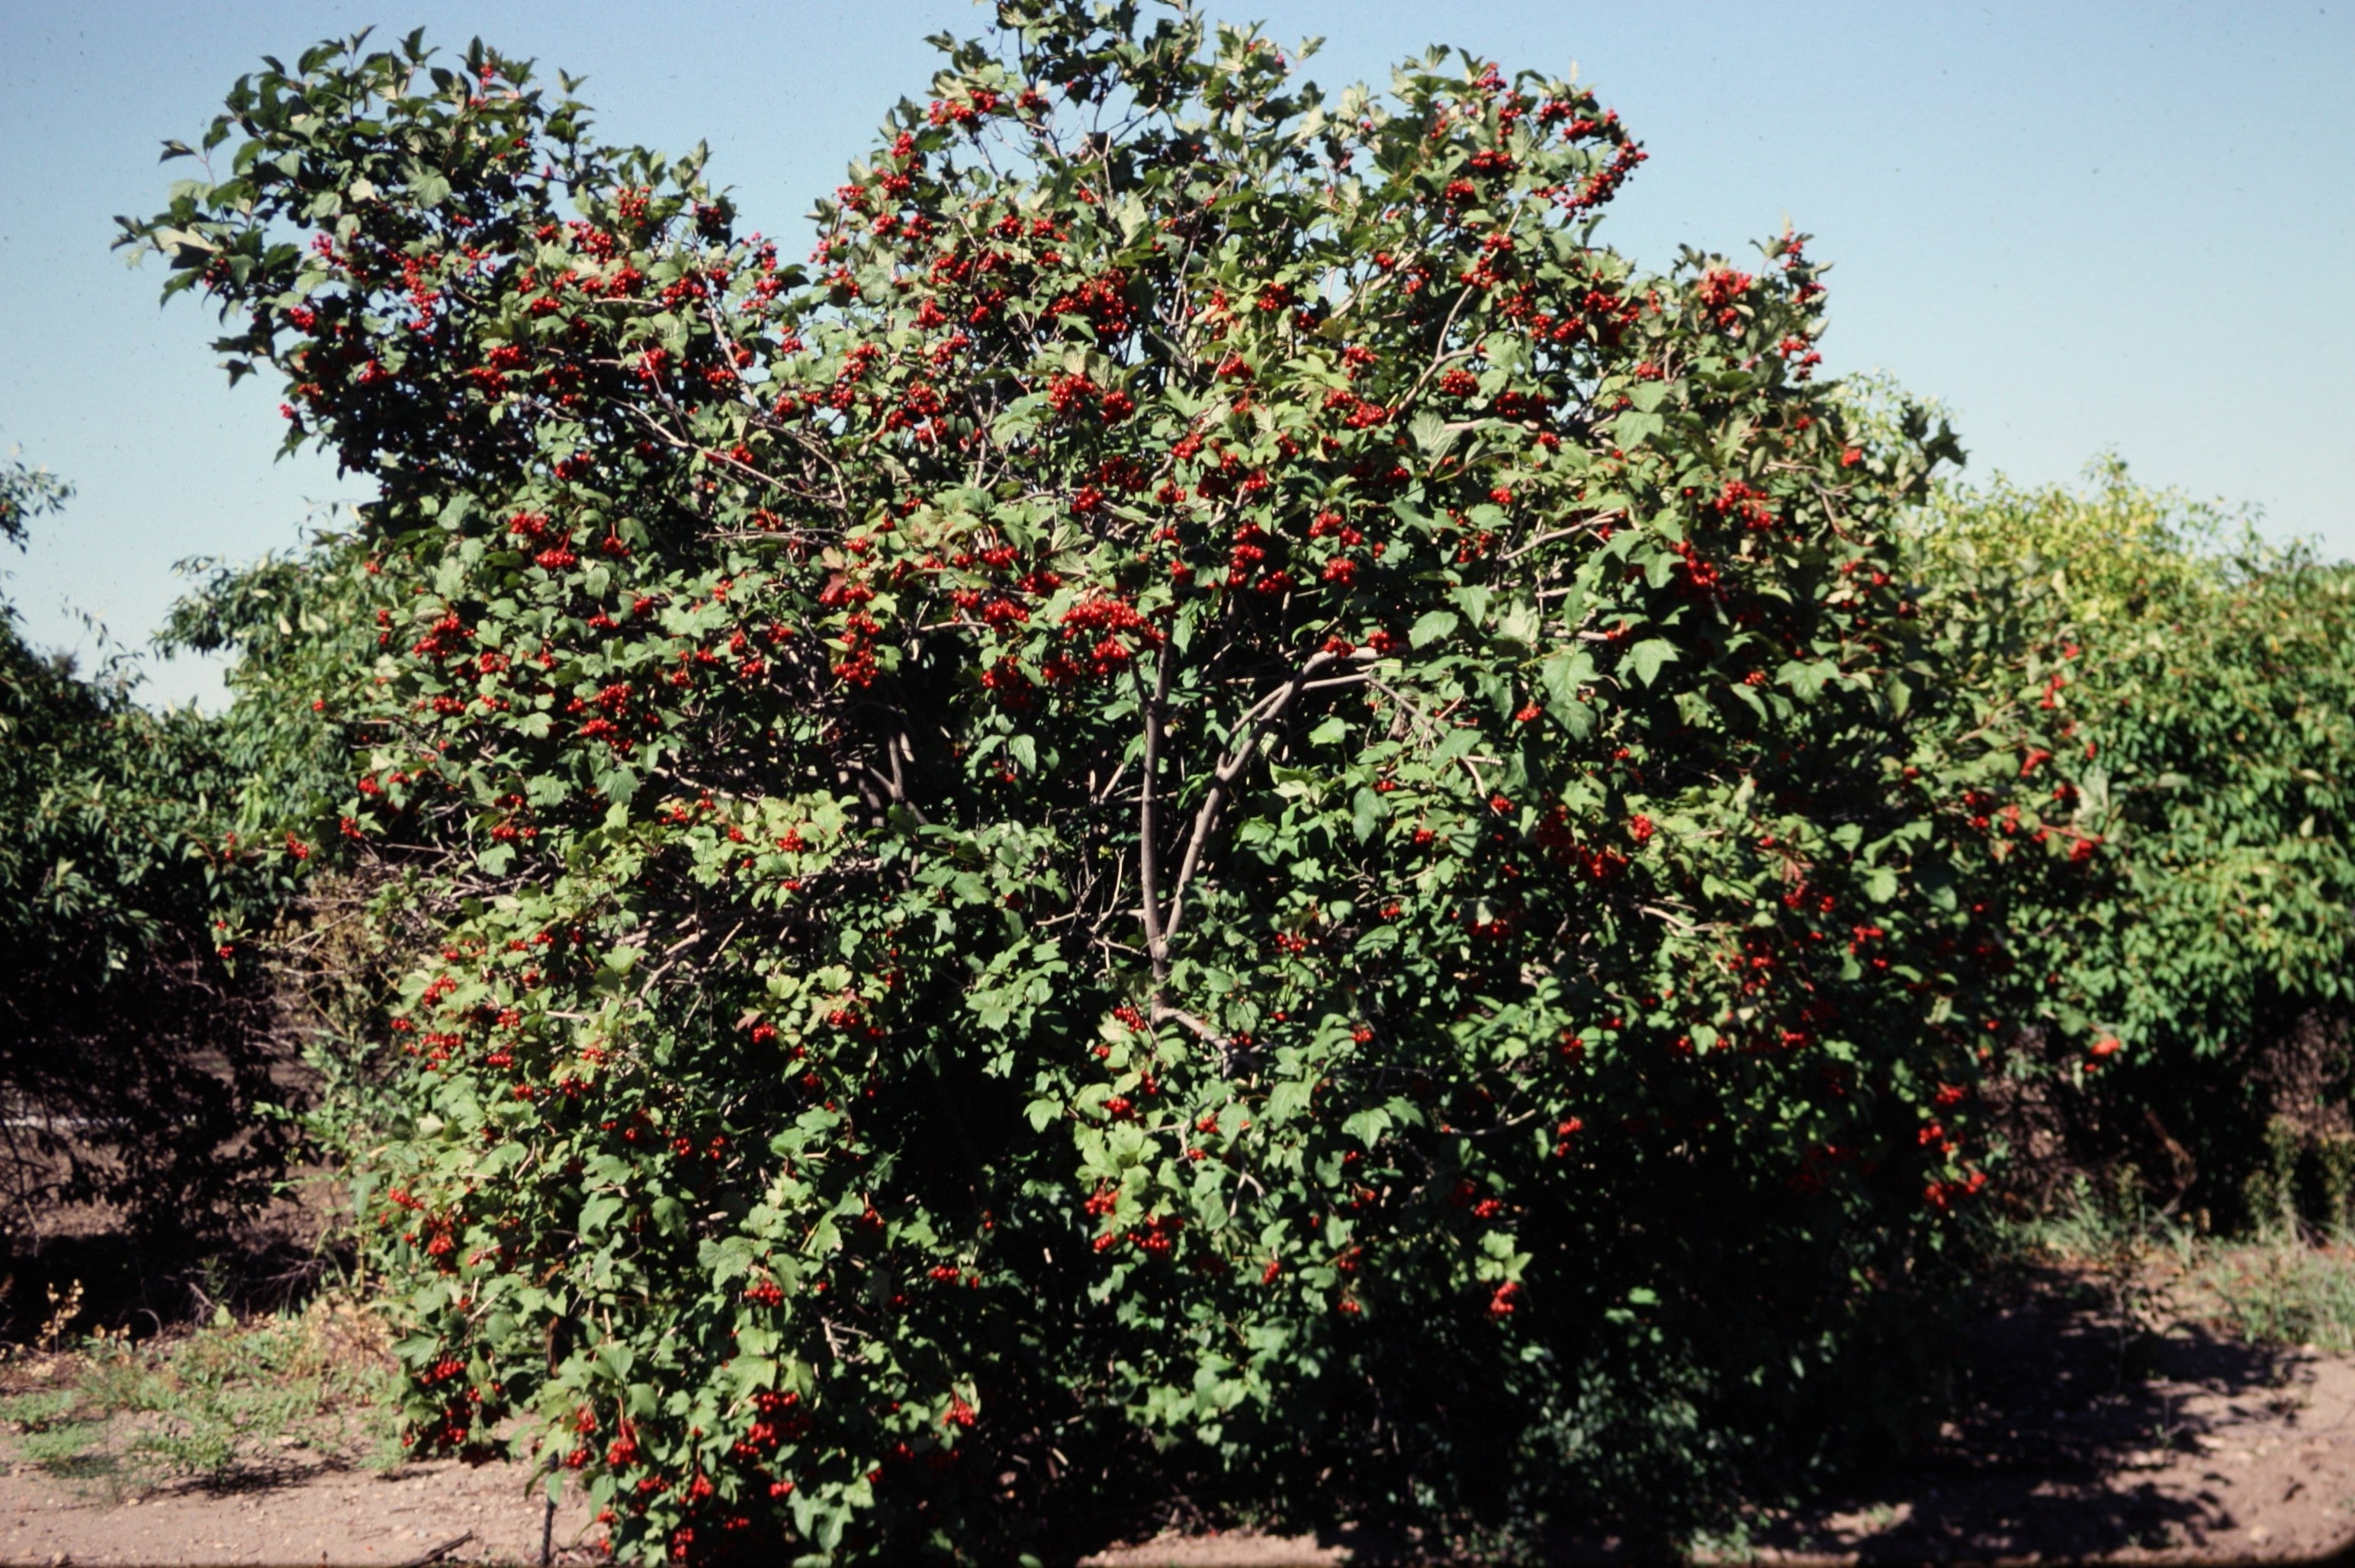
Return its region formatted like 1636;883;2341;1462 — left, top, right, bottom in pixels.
2;1;2348;707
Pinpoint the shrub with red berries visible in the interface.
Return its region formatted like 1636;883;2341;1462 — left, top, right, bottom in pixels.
132;7;2097;1560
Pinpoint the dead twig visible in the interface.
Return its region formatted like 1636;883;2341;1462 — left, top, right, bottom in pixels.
403;1531;477;1567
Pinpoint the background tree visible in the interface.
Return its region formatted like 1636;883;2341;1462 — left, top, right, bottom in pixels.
0;453;294;1250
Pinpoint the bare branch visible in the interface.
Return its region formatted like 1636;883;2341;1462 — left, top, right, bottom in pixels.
1498;511;1624;564
1149;1001;1223;1046
1163;645;1370;948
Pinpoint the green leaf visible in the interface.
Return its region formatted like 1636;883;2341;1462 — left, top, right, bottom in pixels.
1776;659;1838;701
1539;648;1594;709
1627;639;1679;687
1409;610;1458;649
1613;410;1663;446
1409;410;1458;458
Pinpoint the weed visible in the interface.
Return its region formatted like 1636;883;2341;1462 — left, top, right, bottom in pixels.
1991;1172;2183;1387
0;1383;123;1504
1989;1174;2355;1358
0;1289;397;1496
2173;1242;2355;1354
36;1279;83;1353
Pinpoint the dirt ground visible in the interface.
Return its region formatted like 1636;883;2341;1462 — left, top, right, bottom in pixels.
7;1265;2355;1566
0;1454;600;1566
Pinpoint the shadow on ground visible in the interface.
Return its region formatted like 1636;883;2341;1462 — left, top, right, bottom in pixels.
1747;1262;2341;1563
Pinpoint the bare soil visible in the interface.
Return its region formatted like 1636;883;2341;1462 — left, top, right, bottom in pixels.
1743;1268;2355;1564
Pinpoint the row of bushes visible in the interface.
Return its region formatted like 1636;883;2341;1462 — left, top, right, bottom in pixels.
1910;462;2355;1232
5;2;2346;1559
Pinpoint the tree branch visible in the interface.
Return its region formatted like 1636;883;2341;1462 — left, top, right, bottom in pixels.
1136;647;1174;982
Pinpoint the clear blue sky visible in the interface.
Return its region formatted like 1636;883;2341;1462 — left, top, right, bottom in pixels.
2;1;2348;707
